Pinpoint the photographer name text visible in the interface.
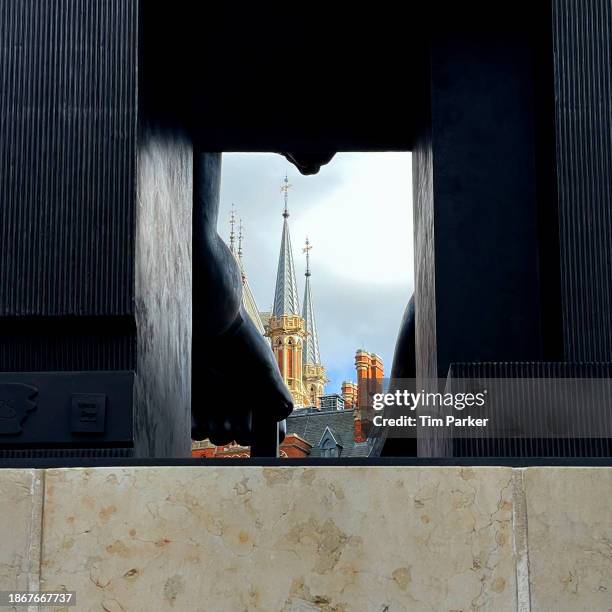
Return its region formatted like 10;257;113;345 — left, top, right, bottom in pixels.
371;390;490;428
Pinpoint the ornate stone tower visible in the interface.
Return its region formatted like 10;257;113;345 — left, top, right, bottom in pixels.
302;238;327;407
266;176;309;408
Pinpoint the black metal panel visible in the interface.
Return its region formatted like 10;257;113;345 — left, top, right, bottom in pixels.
139;3;426;151
0;448;134;459
412;8;547;388
553;0;612;361
0;0;137;317
0;316;135;371
448;362;612;457
0;371;134;449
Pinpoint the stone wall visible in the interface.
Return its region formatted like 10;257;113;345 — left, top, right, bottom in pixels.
2;467;611;611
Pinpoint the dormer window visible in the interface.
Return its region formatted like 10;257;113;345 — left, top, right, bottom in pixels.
318;426;342;458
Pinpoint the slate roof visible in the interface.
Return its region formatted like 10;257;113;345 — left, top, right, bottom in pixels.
228;223;266;335
241;269;265;335
286;408;374;457
259;311;271;330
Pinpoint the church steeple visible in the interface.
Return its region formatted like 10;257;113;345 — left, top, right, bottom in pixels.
237;218;244;261
302;237;321;365
272;175;301;316
266;174;309;409
228;210;265;336
229;204;236;254
301;237;327;407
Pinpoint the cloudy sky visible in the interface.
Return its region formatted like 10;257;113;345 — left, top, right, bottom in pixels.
219;152;413;393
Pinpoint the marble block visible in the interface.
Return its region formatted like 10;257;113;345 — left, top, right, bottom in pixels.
523;467;612;612
0;469;43;595
40;467;516;611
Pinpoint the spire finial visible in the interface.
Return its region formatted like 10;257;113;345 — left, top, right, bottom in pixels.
280;173;292;218
238;218;244;260
303;237;312;277
229;204;236;253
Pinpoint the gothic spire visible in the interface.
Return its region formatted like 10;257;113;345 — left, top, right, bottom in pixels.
302;237;321;365
229;204;236;254
237;218;243;261
272;175;300;316
234;219;265;335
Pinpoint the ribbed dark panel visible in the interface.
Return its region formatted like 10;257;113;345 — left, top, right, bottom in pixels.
451;361;612;378
0;316;135;371
449;362;612;457
0;448;134;458
0;0;137;316
553;0;612;361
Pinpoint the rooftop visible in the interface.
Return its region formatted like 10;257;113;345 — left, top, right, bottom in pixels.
286;408;373;458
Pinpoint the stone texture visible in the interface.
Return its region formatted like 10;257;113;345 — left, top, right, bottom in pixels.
0;469;43;594
134;129;193;458
1;466;610;610
40;467;516;611
511;470;531;612
524;467;612;611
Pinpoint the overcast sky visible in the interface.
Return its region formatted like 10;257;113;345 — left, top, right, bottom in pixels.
219;152;413;393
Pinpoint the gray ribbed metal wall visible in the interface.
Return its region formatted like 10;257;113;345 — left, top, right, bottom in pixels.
554;0;612;361
0;0;137;317
449;362;612;457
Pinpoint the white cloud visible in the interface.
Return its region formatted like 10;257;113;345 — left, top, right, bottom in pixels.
291;153;413;285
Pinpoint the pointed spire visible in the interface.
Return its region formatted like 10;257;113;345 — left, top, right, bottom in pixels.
233;218;265;335
237;219;246;284
237;218;244;261
272;174;300;316
229;204;236;253
302;238;321;365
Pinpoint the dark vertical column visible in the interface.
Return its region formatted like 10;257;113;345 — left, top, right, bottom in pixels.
133;126;193;458
412;10;548;385
135;1;200;458
412;126;437;382
251;420;280;459
553;0;612;361
0;0;138;369
0;0;140;457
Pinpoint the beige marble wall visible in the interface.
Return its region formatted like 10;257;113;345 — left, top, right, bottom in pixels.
0;470;43;596
39;467;516;611
524;467;612;612
0;466;611;611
